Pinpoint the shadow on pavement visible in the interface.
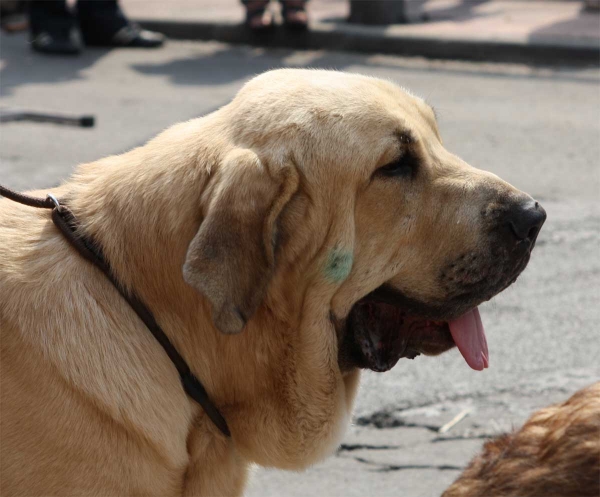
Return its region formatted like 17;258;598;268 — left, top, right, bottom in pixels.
130;44;364;87
131;45;285;87
130;43;599;90
0;31;110;97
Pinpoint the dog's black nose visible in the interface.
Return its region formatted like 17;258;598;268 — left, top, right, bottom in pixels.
507;200;546;241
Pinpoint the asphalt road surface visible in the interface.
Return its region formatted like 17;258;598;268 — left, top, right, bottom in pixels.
2;32;598;496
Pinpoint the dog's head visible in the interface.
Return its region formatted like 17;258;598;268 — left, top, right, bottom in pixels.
183;69;545;374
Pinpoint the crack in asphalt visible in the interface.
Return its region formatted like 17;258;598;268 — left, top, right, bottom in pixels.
355;413;440;431
353;456;464;472
355;381;578;428
355;387;517;424
337;443;401;452
431;434;493;443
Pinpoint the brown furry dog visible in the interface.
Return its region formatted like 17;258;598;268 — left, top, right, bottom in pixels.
443;383;600;497
1;69;546;495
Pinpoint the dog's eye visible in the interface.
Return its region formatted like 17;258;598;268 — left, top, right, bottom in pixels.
377;153;418;179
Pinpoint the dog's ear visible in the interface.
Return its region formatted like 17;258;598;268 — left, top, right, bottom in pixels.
183;149;299;334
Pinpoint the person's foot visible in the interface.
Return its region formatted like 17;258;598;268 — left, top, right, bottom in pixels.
85;23;165;48
281;0;308;30
245;1;273;30
77;1;165;48
30;21;83;55
28;1;82;55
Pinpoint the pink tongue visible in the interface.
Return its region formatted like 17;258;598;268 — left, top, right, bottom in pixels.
448;308;489;371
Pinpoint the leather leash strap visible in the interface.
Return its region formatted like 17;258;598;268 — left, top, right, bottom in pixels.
0;184;231;437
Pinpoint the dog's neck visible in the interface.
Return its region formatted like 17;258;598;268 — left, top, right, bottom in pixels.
65;116;305;409
66;118;229;379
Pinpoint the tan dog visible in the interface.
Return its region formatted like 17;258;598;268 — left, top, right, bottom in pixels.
0;69;546;496
443;383;600;497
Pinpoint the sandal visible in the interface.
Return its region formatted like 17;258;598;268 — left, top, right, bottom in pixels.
245;1;273;30
281;0;308;30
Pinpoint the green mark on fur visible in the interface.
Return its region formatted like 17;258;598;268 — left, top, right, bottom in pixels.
325;249;353;283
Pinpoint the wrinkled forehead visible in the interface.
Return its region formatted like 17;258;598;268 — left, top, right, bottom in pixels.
318;75;441;152
230;70;441;166
320;74;440;144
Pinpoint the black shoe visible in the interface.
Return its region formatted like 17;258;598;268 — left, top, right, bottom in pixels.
80;19;164;48
97;23;165;48
76;0;164;49
30;23;83;55
29;0;83;55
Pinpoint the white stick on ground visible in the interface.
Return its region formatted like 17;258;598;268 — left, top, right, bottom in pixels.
438;409;472;434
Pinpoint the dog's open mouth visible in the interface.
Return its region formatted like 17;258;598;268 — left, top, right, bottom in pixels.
347;296;489;373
